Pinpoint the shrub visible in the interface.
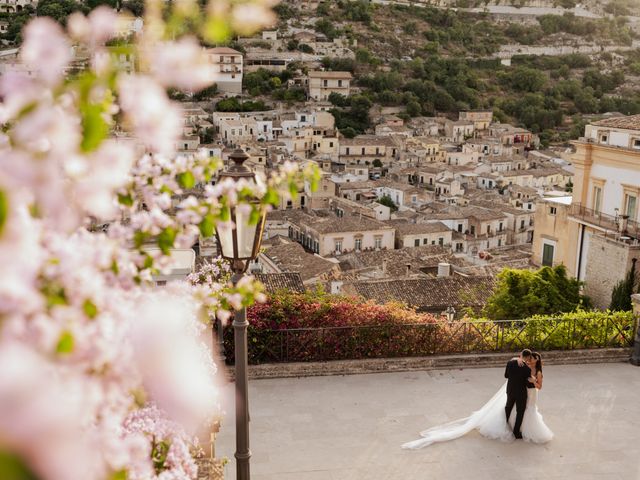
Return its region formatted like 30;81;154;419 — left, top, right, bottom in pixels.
221;291;636;364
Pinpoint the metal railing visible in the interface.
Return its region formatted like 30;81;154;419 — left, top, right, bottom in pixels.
569;203;640;239
224;314;638;364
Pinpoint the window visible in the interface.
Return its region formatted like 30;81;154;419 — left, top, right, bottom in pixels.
361;147;365;155
486;225;491;235
599;134;608;144
414;239;420;247
456;243;463;252
423;238;428;245
549;206;557;215
470;225;475;235
542;243;554;267
374;237;382;250
323;80;328;87
330;142;334;148
346;147;350;155
457;224;463;233
438;237;444;246
633;138;640;149
625;193;637;219
334;240;342;254
592;185;602;213
355;238;362;251
499;222;503;232
498;239;502;247
338;80;342;87
520;219;525;229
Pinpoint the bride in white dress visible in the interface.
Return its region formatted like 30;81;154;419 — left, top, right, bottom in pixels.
402;352;553;449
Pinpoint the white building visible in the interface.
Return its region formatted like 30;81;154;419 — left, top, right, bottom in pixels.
208;47;243;95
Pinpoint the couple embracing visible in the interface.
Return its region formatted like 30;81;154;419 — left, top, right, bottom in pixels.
402;349;554;449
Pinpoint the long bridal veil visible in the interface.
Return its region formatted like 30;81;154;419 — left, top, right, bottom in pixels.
402;381;513;449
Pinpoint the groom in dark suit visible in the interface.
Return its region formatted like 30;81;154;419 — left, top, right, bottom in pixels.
504;349;532;439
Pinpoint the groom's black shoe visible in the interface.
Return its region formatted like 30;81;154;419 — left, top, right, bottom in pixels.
514;432;523;439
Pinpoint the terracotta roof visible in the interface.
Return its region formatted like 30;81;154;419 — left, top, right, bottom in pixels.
591;114;640;131
262;242;336;282
254;272;305;294
341;135;395;147
308;70;353;79
208;47;242;55
392;221;451;236
342;276;496;312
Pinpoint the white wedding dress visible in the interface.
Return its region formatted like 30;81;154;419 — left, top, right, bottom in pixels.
401;382;554;449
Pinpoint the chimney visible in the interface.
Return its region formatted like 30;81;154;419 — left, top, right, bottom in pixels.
330;281;343;294
438;262;451;278
382;259;388;276
405;263;411;277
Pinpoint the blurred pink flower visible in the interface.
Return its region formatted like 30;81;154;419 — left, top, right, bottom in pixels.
148;37;215;92
20;18;72;86
118;75;181;154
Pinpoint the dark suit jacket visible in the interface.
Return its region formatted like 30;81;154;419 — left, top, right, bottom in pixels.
504;358;531;398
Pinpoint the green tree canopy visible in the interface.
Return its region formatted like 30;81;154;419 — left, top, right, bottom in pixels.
484;265;590;319
376;194;397;211
610;260;636;311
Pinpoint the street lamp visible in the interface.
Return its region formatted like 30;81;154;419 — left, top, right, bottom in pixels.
214;148;266;480
444;306;456;322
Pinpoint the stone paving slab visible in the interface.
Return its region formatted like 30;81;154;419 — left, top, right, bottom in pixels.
215;363;640;480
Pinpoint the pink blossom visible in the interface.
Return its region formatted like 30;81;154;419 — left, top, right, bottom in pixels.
148;37;215;92
118;75;181;154
20;18;72;86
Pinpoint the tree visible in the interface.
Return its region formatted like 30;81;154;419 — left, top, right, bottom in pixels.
36;0;87;23
484;265;589;319
610;260;636;311
377;194;398;211
372;159;383;168
406;99;422;117
121;0;144;16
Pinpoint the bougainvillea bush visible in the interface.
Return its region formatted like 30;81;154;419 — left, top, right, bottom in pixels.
221;292;636;364
222;290;451;363
0;1;318;479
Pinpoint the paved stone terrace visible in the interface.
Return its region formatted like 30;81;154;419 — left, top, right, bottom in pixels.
215;363;640;480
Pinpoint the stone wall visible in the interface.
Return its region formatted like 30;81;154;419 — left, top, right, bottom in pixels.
584;234;640;309
225;348;632;380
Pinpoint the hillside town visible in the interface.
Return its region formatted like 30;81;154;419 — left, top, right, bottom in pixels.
2;4;638;315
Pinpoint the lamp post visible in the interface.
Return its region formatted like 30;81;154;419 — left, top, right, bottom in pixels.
444;306;456;322
214;148;266;480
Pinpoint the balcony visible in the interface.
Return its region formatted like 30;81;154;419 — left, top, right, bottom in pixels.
569;203;640;240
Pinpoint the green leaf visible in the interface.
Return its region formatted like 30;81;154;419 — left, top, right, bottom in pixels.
80;103;109;153
199;214;215;238
43;284;67;308
142;254;153;270
262;189;279;206
249;207;261;226
56;331;74;354
202;17;231;44
176;171;196;190
133;231;149;248
0;189;7;236
158;227;177;255
83;299;98;319
110;470;128;480
0;450;39;480
219;206;231;222
117;193;134;207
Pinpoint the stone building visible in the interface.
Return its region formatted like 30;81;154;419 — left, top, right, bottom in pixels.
532;114;640;308
307;71;352;101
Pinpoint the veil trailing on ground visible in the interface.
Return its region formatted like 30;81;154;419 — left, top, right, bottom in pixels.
401;381;513;449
